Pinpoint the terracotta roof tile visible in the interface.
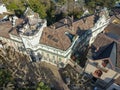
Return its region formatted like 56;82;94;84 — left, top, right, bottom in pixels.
73;15;94;30
9;27;19;36
105;23;120;36
90;33;120;68
9;18;24;36
15;18;24;26
0;21;12;38
40;27;71;51
40;15;95;50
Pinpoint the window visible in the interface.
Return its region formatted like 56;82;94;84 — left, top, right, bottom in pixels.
99;22;102;25
41;52;44;55
47;54;49;57
53;56;55;60
54;60;57;64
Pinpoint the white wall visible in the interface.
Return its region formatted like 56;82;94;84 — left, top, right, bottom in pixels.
20;20;47;49
0;4;7;14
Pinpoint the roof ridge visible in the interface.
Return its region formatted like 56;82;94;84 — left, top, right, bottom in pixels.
56;31;66;51
101;33;120;44
94;41;117;61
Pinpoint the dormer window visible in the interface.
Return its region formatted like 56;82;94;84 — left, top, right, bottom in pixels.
102;60;109;67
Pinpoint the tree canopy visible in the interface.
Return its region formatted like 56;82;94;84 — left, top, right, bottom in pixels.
0;68;13;87
85;0;118;10
27;0;47;19
2;0;119;25
36;82;51;90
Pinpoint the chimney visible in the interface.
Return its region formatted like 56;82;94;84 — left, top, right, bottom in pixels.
64;18;67;24
52;25;56;30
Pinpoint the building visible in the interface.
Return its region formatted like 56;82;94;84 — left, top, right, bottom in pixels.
0;3;7;14
0;3;13;21
0;7;110;68
70;8;110;64
104;15;120;41
107;77;120;90
85;33;120;89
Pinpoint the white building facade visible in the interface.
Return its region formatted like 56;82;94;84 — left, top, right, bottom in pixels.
0;8;110;68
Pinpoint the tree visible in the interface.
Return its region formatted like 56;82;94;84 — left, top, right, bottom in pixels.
85;0;118;13
57;0;67;5
27;0;47;19
36;82;51;90
3;0;47;18
0;68;13;87
3;0;25;17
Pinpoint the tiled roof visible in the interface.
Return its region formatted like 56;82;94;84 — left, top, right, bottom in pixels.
89;33;120;68
105;23;120;36
0;21;12;38
9;27;19;36
73;15;94;30
40;15;95;51
0;18;23;38
0;15;95;51
53;17;72;29
40;26;72;51
115;76;120;86
9;18;23;36
15;18;23;26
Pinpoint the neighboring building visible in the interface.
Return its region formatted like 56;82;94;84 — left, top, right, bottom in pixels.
85;33;120;89
104;15;120;41
107;77;120;90
0;18;24;51
70;8;110;63
105;23;120;41
0;3;7;14
0;7;110;68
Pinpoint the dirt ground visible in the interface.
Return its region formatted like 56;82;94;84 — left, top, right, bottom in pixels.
0;47;69;90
